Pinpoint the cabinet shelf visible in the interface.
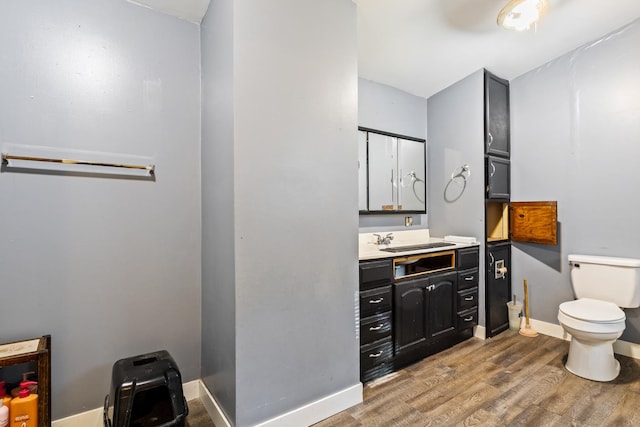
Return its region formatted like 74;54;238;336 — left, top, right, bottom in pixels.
0;335;51;427
393;251;455;280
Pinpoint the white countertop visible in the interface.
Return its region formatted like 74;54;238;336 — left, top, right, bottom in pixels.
359;229;479;260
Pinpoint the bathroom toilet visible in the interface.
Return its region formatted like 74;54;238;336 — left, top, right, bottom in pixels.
558;254;640;382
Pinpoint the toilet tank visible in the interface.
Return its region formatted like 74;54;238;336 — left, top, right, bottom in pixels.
569;254;640;308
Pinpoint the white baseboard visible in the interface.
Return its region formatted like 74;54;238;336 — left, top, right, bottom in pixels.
473;325;486;340
53;379;362;427
198;381;232;427
51;321;640;427
527;318;640;360
475;318;640;360
252;382;363;427
52;380;201;427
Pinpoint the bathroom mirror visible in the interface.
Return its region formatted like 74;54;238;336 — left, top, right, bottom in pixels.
359;127;426;213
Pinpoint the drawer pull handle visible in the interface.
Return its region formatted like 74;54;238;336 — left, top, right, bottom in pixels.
369;324;384;331
369;298;384;304
463;316;473;322
465;276;474;281
369;351;383;358
464;296;474;301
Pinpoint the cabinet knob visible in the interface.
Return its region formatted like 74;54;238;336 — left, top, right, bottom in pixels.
368;351;384;358
463;316;473;322
464;276;474;281
369;298;384;304
464;296;474;301
369;324;384;331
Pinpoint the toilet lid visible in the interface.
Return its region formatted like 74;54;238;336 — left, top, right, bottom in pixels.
559;298;625;323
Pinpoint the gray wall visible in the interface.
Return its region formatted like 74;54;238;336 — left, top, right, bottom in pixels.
510;18;640;342
0;0;201;419
358;78;428;231
201;1;360;425
427;70;487;326
201;0;236;422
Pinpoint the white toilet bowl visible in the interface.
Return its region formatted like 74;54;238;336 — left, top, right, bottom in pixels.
558;298;626;382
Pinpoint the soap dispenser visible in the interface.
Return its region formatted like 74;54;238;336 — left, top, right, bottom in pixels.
9;381;37;427
10;373;35;399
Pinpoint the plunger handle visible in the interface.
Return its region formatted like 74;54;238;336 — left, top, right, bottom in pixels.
523;279;530;327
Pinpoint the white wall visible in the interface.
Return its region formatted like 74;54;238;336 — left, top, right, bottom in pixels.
201;0;360;425
511;18;640;342
0;0;201;419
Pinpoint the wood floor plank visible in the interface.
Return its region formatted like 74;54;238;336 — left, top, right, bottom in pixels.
484;363;567;422
417;381;502;426
405;360;503;413
459;408;506;427
313;333;640;427
506;404;563;427
601;390;640;426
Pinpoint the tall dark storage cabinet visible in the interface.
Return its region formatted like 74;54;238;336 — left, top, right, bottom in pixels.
484;70;512;337
427;68;558;342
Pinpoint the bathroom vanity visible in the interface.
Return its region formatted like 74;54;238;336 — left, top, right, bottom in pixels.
359;238;479;382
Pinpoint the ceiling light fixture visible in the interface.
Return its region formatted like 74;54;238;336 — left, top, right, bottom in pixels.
497;0;546;31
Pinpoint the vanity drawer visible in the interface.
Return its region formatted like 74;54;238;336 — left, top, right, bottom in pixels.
457;247;479;270
361;311;392;345
360;337;393;373
458;308;478;330
458;268;479;290
360;286;392;318
458;288;478;311
359;259;393;290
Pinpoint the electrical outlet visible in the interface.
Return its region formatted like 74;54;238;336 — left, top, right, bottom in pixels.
405;216;413;227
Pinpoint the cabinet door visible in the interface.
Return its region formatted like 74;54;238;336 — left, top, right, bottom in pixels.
358;131;368;212
486;243;511;337
487;156;510;200
428;271;457;340
485;70;510;157
367;132;397;211
394;278;428;354
510;201;558;245
397;138;426;212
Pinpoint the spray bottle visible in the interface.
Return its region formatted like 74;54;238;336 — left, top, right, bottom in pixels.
9;381;37;427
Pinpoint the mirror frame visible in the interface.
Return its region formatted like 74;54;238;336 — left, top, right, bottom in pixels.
359;126;427;215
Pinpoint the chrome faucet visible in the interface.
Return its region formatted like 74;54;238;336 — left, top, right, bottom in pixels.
373;233;394;246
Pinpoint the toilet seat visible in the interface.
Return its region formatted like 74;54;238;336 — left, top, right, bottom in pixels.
559;298;625;323
558;298;626;335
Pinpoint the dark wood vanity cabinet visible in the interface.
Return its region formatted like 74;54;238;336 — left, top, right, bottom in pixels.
358;259;394;382
359;246;480;381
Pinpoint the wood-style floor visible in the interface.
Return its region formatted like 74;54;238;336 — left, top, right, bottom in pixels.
186;398;216;427
185;331;640;426
314;330;640;426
